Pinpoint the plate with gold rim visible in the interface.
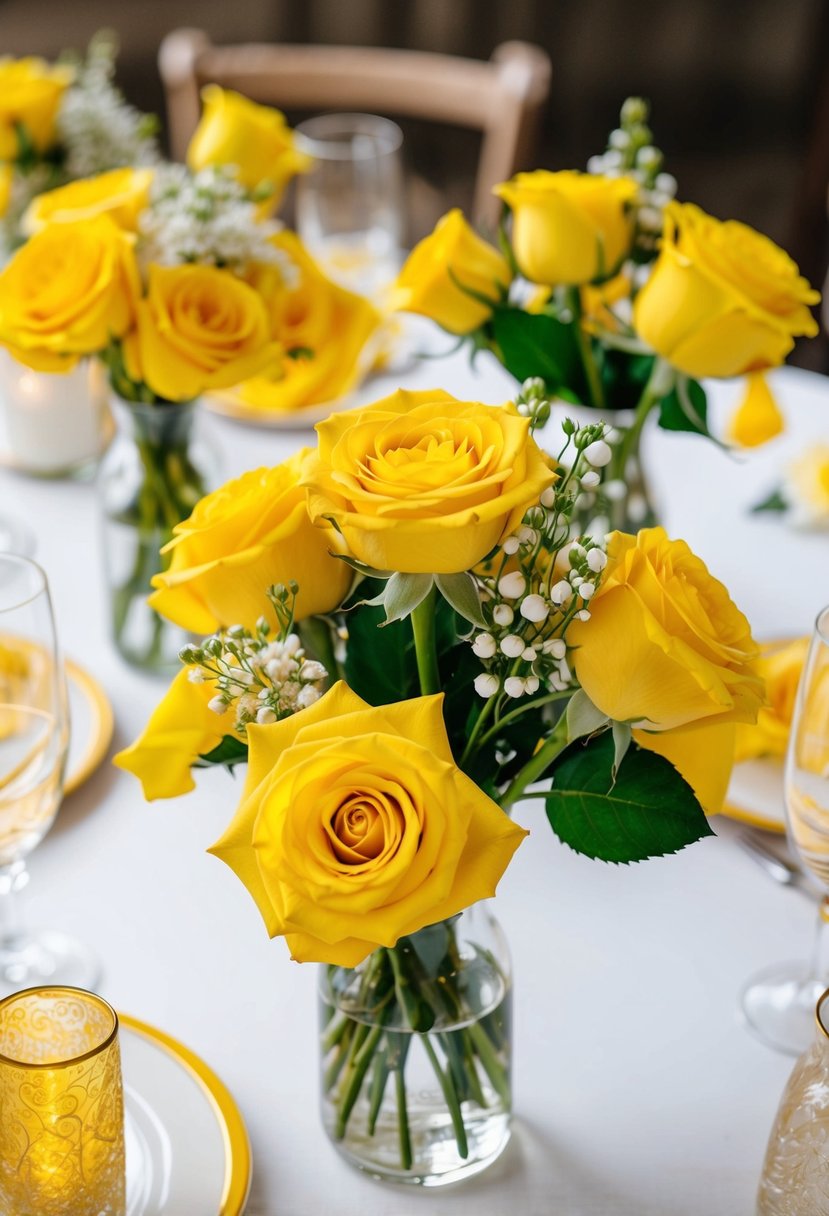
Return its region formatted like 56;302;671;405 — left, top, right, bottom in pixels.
65;658;114;797
722;756;785;834
120;1012;252;1215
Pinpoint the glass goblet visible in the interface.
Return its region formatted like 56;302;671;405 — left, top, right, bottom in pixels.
0;555;99;994
742;605;829;1054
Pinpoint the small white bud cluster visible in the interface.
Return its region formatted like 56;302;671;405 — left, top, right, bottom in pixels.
515;377;552;430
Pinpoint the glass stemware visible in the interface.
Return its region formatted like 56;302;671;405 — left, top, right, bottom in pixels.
0;555;99;994
742;605;829;1055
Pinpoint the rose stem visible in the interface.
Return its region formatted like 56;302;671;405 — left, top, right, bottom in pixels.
410;585;441;696
367;1044;391;1135
421;1036;469;1159
393;1046;413;1170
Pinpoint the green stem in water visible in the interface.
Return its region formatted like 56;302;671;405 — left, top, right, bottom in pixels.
393;1043;413;1170
613;357;675;488
410;585;440;697
566;286;605;411
421;1036;469;1159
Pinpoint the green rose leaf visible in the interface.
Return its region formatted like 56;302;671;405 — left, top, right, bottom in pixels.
196;735;249;770
435;572;487;628
491;307;583;395
545;729;714;862
657;376;712;438
751;487;789;514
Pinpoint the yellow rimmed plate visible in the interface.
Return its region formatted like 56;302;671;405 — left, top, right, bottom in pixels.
120;1013;252;1215
65;658;114;797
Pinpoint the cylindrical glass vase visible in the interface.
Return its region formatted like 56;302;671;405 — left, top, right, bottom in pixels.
97;397;219;674
319;903;512;1187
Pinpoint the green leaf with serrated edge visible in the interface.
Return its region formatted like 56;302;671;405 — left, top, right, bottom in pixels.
545;730;714;863
195;735;249;769
566;688;609;742
434;572;486;628
751;488;789;514
611;721;632;778
657;377;710;438
343;601;419;705
382;572;434;625
491;307;584;395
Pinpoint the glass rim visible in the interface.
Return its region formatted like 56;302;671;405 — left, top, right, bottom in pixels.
0;985;119;1068
818;987;829;1040
816;606;829;647
0;552;47;613
295;112;403;159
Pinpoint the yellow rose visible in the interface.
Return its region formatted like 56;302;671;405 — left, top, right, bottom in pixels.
114;668;240;801
0;57;72;159
303;389;555;575
187;85;311;204
22;167;153;234
568;527;764;811
125;263;279;402
231;232;380;413
634;202;819;379
149;450;351;632
0;215;139;372
209;681;527;965
0;164;12;218
493;170;637;285
784;445;829;528
727;372;784;448
391;209;512;334
734;637;808;762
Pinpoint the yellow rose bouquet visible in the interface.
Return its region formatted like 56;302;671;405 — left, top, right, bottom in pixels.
393;98;819;531
117;385;762;1181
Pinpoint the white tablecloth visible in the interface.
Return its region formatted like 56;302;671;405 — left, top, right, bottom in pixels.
3;342;829;1216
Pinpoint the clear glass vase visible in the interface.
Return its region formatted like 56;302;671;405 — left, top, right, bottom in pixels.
97;398;218;674
758;987;829;1214
318;903;512;1187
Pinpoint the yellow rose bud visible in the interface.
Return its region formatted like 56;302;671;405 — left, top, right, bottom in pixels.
568;527;764;811
634;202;819;379
391;209;512;335
129;263;280;402
493;170;637;285
734;637;808;763
303;389;555;574
0;57;73;159
0;215;139;372
114;668;240;801
149;450;351;633
209;681;527;965
233;232;381;413
22;167;153;234
784;445;829;528
0;164;12;219
187;85;311;204
727;372;784;447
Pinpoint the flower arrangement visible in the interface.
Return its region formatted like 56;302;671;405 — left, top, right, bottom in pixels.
392;99;819;530
116;382;762;1180
0;33;159;257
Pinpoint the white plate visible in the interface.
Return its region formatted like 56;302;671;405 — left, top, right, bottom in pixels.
723;755;785;834
121;1013;251;1216
65;658;114;797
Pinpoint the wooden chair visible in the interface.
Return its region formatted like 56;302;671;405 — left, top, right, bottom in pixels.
158;29;551;232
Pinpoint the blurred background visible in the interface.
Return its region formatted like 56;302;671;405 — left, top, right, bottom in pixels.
2;0;827;365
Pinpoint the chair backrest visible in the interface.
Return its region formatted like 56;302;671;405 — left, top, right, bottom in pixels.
159;29;551;231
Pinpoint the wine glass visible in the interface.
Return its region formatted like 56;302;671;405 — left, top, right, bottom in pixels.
742;604;829;1054
295;113;404;299
0;554;98;994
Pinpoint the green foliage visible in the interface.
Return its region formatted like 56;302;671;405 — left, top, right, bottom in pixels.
657;377;712;438
490;307;584;397
596;348;655;412
545;730;714;862
751;488;789;514
196;735;249;770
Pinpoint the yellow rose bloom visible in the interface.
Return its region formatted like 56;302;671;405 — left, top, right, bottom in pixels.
634;202;819;379
126;263;279;402
149;450;351;633
727;372;784;448
734;637;808;763
784;445;829;528
0;164;12;218
232;232;380;413
114;668;241;801
303;389;555;574
0;57;72;159
391;209;512;335
187;85;311;204
493;170;637;285
22;167;153;234
209;681;527;965
0;215;139;372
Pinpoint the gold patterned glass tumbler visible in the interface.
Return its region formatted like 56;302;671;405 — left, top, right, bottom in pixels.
758;987;829;1214
0;986;126;1216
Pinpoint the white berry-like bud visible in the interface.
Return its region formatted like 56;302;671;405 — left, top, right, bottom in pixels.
524;675;540;694
500;634;525;658
520;594;549;623
579;581;596;599
558;659;572;683
256;706;277;725
472;633;497;659
577;609;591;621
498;571;526;599
474;673;500;698
284;633;301;656
299;660;327;682
492;604;514;627
503;536;520;555
570;574;583;589
543;638;567;659
587;548;607;572
581;471;600;489
297;685;321;709
208;695;227;714
540;486;557;508
503;676;526;699
583;439;612;467
187;668;205;683
522;646;537;661
517;526;538;546
550;580;573;605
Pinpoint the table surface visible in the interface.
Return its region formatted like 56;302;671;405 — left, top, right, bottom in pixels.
3;337;829;1216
